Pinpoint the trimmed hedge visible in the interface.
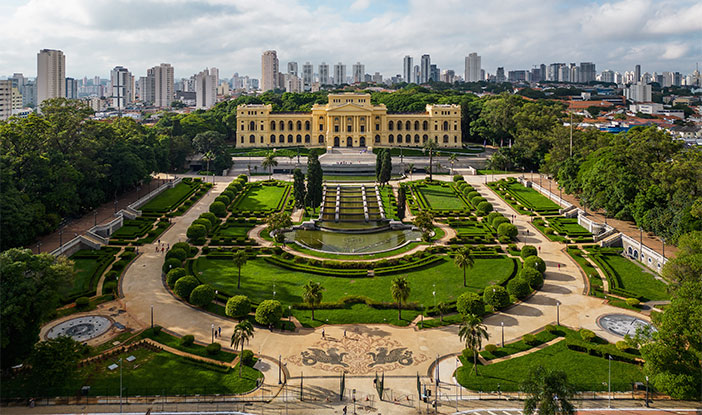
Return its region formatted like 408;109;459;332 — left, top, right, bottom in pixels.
226;295;251;318
190;284;215;307
174;275;199;299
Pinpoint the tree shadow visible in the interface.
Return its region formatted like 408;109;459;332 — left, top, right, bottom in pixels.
539;283;572;294
528;294;559;306
484;314;520;327
505;304;544;317
545;272;575;282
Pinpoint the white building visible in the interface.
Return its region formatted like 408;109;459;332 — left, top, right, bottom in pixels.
403;56;413;84
625;82;652;103
146;63;174;108
465;52;481;82
37;49;65;107
352;62;365;84
302;62;313;90
287;62;298;77
195;68;217;109
261;50;279;91
319;63;330;85
110;66;134;110
333;62;346;85
284;73;302;93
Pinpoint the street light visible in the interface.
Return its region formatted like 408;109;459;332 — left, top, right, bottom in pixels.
288;305;292;321
278;354;282;384
608;354;612;408
59;227;64;249
211;323;215;343
94;210;98;226
118;357;123;414
556;301;560;326
432;283;436;308
501;321;504;347
645;375;649;407
150;305;154;329
36;242;41;254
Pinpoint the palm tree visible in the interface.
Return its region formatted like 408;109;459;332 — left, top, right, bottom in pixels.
302;281;324;320
230;320;255;377
407;163;415;180
448;153;458;175
522;366;576;415
232;250;248;289
454;247;475;287
423;139;438;181
458;313;489;375
390;276;411;320
437;301;449;323
262;153;278;180
202;151;215;174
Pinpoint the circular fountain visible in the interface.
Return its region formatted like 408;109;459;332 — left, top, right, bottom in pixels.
46;316;113;342
284;185;422;254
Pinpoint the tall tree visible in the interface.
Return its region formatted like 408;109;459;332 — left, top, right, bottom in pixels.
396;187;406;220
375;149;384;181
380;149;392;185
232;250;248;289
424;138;438;181
522;366;576;415
261;153;278;180
390;276;411;320
230;320;254;377
292;168;307;209
266;211;293;243
28;336;83;390
413;210;434;240
458;313;489;375
0;248;73;368
305;151;323;209
454;247;475;287
302;281;324;320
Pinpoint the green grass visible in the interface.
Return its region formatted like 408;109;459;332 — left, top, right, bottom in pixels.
215;225;253;238
566;248;603;296
598;254;669;301
416;184;467;210
503;181;561;212
480;330;559;360
285;239;422;260
141;182;198;212
373;146;484;157
229;146;325;157
110;218;155;239
456;341;643;392
233;184;288;211
293;303;418;327
477;170;520;175
140;328;237;363
192;255;516;320
64;248;118;299
323;175;403;182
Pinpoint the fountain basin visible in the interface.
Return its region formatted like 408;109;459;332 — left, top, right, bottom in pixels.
284;228;422;254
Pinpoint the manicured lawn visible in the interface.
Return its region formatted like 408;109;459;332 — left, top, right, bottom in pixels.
456;341;644;392
323;175;402;182
566;248;603;295
140;329;237;363
64;248;118;299
229;146;325;157
598;254;669;301
192;255;516;311
70;258;103;293
293;303;419;327
110;218;154;239
215;225;253;238
233;184;288;212
285;240;422;260
141;182;197;212
416;184;467;210
503;181;561;212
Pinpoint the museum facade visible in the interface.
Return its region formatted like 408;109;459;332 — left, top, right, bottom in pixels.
236;93;461;149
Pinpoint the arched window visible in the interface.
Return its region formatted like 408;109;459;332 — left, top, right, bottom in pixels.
423;120;428;131
397;121;402;131
414;121;419;130
288;134;293;143
305;120;310;131
374;134;380;143
249;121;255;131
443;121;449;131
296;134;302;143
249;134;255;143
397;134;403;143
270;121;276;131
279;120;285;131
388;120;394;130
443;134;449;143
423;134;428;143
389;134;394;143
305;134;310;143
286;120;292;131
279;134;284;143
296;120;302;130
318;135;325;144
270;134;276;143
414;134;420;143
405;121;411;130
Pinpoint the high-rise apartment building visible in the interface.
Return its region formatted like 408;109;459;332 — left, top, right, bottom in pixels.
465;52;481;82
600;69;615;83
352;62;365;84
195;68;217;109
403;56;413;83
146;63;174;108
319;63;330;85
287;62;298;77
413;65;420;84
261;50;279;92
372;72;383;83
496;67;505;83
110;66;134;109
333;63;346;85
558;65;570;83
634;65;641;84
0;80;12;120
440;69;455;83
65;77;78;99
420;54;431;84
625;82;652;103
37;49;65;107
429;64;439;82
284;74;302;93
579;62;596;83
547;63;564;81
302;62;313;90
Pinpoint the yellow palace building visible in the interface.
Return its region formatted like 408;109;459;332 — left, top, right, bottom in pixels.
236;93;461;149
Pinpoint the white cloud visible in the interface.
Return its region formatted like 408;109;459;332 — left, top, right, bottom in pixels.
0;0;698;79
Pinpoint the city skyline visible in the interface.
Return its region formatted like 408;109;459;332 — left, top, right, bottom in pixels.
1;0;700;79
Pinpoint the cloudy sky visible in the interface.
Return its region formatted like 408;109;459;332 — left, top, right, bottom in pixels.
1;0;700;80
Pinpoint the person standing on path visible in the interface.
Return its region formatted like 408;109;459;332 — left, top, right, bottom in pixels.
322;328;325;339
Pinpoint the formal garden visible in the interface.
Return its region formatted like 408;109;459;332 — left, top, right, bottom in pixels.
488;177;561;216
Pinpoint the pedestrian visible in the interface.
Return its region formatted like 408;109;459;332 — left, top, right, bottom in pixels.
322;328;325;339
344;329;347;337
158;239;161;245
167;243;170;250
538;246;541;253
218;326;222;336
557;263;561;270
214;330;217;339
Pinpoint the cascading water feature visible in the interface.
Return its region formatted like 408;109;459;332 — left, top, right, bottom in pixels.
335;185;341;222
375;185;386;220
361;186;370;222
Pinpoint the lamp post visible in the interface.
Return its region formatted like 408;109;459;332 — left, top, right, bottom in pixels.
278;354;282;384
119;357;123;413
288;305;292;321
59;227;64;249
645;375;649;407
150;305;154;329
36;242;41;254
639;227;644;261
501;321;504;347
432;283;436;308
94;210;98;226
114;199;118;213
421;304;424;329
556;301;560;326
211;323;214;343
608;354;612;408
661;237;666;259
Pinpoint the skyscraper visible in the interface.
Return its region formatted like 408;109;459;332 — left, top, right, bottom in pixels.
464;53;481;82
287;62;298;77
0;80;11;120
352;62;365;83
496;67;505;83
37;49;65;107
146;63;174;108
420;54;431;84
634;64;641;84
195;68;217;109
413;65;420;84
333;62;346;85
65;77;78;99
110;66;133;110
430;64;439;82
579;62;596;83
403;56;413;83
261;50;279;92
302;62;313;90
319;62;330;85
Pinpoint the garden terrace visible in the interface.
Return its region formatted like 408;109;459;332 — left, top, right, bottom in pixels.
404;180;473;216
378;185;400;220
547;217;593;243
229;146;325;157
109;218;171;246
230;181;292;216
187;253;518;326
63;247;120;302
587;248;669;302
446;219;497;244
488;178;561;215
140;178;207;216
371;146;484;157
566;247;604;297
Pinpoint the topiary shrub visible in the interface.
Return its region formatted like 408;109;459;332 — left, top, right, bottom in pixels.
166;248;188;262
507;277;531;300
544;324;556;333
162;258;182;274
523;255;546;273
456;292;485;316
462;348;476;361
210;201;227;217
187;224;207;240
615;340;630;352
151;325;162;336
102;281;118;294
522;334;538;346
483;285;511;309
545;228;555;235
477;201;493;215
579;328;596;342
497;223;518;240
255;299;283;326
492;216;510;228
189;284;215;307
206;342;221;355
453;175;464;182
215;194;231;206
625;298;640;307
520;267;544;289
226;295;251;318
181;335;195;347
467;191;480;200
172;241;192;254
484;344;498;353
192;218;212;233
166;267;187;288
199;212;219;228
520;245;537;259
471;196;487;206
75;297;90;309
240;349;255;366
174;275;199;300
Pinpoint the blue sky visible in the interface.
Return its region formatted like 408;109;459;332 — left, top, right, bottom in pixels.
1;0;700;80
